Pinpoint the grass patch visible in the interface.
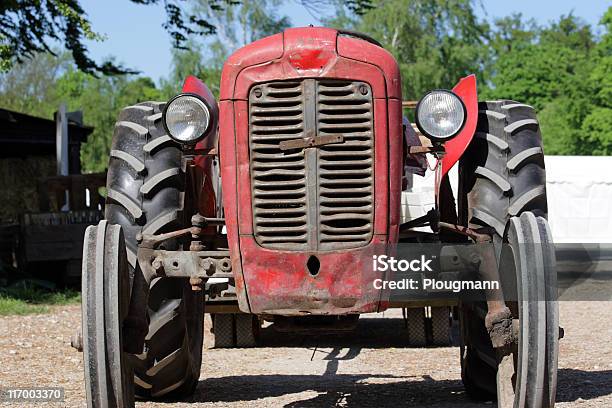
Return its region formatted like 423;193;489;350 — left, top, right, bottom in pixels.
0;297;49;315
0;281;81;316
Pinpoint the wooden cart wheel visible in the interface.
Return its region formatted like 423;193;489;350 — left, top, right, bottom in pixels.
235;314;260;348
212;314;235;348
406;307;427;347
82;220;134;407
212;314;260;348
430;307;452;346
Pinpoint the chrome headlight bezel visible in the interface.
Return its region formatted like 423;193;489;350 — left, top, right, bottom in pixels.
162;93;213;144
415;90;467;142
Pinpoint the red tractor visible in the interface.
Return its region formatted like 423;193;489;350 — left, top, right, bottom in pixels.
78;27;558;407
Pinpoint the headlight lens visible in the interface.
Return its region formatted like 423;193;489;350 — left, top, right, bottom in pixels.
164;95;211;143
416;90;466;141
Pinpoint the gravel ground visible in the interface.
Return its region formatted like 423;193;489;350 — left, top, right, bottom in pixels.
0;301;610;407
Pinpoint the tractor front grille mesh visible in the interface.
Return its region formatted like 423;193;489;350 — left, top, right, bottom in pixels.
316;82;374;248
249;81;308;248
248;79;374;251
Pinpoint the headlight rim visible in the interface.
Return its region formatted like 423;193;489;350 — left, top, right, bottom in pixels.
415;89;467;142
162;92;213;145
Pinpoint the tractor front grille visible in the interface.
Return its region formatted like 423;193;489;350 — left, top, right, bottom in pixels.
248;79;374;251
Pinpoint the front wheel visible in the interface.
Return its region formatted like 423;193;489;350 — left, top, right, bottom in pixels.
459;213;558;407
81;221;134;407
496;213;558;407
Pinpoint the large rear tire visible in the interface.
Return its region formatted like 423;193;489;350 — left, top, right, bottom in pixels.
460;100;547;235
105;102;203;399
458;100;550;403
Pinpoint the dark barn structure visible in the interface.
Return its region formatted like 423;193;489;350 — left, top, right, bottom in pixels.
0;108;105;285
0;108;93;220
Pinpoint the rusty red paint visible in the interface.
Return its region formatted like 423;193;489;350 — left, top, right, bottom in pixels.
218;27;403;314
288;48;333;71
284;28;336;75
220;33;284;101
182;75;209;97
238;235;387;314
180;76;219;153
337;35;402;100
218;100;250;312
440;74;478;176
388;98;403;243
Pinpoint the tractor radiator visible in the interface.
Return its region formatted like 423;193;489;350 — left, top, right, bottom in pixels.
248;79;374;251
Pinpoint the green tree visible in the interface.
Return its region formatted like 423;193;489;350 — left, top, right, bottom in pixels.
1;1;295;174
579;7;612;155
54;69;164;172
326;0;490;100
487;13;538;55
0;0;134;74
161;41;223;97
0;52;72;116
484;12;611;155
0;52;164;172
193;0;291;63
162;0;291;97
1;0;351;75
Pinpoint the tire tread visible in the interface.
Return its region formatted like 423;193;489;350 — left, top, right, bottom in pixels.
459;100;549;402
105;101;202;400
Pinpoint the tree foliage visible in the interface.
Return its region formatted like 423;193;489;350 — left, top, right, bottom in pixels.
579;8;612;155
0;0;292;173
161;0;291;96
328;2;611;155
0;52;164;172
0;1;610;166
0;0;368;75
193;0;290;63
326;0;490;100
0;0;137;75
485;10;612;155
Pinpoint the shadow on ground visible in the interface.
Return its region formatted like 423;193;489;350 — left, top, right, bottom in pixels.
555;368;612;403
194;374;478;407
182;368;612;407
169;314;612;407
248;316;459;349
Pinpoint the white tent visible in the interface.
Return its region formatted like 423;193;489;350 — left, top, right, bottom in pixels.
403;156;612;243
545;156;612;243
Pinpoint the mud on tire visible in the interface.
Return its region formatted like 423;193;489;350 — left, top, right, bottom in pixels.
105;101;203;399
458;100;547;400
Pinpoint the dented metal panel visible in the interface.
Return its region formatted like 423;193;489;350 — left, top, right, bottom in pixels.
248;79;374;251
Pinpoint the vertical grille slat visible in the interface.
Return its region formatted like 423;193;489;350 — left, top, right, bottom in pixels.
249;79;374;251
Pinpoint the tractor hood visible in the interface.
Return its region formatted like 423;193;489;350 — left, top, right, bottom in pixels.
219;27;401;101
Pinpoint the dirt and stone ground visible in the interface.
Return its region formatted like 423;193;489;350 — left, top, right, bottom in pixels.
0;301;610;407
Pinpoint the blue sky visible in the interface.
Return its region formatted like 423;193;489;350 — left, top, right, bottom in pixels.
80;0;610;84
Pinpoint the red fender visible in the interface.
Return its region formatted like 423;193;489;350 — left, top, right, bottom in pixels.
440;74;478;176
182;75;214;100
179;75;219;153
181;76;219;221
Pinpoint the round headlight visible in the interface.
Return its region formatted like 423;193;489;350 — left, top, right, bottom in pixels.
163;94;211;143
416;90;466;142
